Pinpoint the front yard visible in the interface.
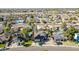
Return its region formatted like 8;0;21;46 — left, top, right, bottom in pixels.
63;41;78;47
22;39;32;47
23;40;32;45
0;44;6;48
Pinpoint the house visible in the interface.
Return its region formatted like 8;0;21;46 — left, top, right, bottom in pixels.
35;16;40;23
25;32;33;38
16;34;27;41
12;23;27;32
15;19;24;24
41;17;49;23
0;24;4;34
34;32;48;42
0;17;4;22
0;16;7;21
54;15;62;23
0;35;8;43
16;32;33;42
74;25;79;30
14;17;25;24
36;24;46;31
53;31;67;41
26;16;31;21
12;16;25;24
74;33;79;42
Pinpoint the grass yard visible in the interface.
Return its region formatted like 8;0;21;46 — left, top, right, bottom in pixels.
0;44;6;48
63;41;78;46
24;40;32;45
22;39;32;47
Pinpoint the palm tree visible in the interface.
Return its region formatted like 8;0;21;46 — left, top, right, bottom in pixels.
46;28;53;38
3;17;12;40
22;14;27;23
7;14;14;22
61;22;67;31
3;25;11;37
20;27;33;40
20;28;28;38
64;27;79;41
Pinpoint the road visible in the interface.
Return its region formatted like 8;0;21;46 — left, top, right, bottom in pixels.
7;46;79;51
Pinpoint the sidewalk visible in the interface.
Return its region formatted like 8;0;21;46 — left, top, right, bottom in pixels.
31;38;55;46
6;39;79;49
7;43;23;48
31;39;79;48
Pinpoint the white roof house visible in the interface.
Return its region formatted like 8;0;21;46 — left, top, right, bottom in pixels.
74;33;79;40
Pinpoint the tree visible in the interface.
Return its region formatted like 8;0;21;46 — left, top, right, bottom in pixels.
30;18;35;23
68;17;77;23
7;14;14;22
42;19;47;23
20;27;32;39
3;26;12;45
0;17;3;22
64;27;79;41
47;28;53;37
30;15;34;18
4;23;11;34
3;20;12;39
22;14;27;22
20;28;28;38
61;22;67;31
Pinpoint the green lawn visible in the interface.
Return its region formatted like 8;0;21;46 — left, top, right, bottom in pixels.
0;44;6;48
24;40;32;45
63;41;77;46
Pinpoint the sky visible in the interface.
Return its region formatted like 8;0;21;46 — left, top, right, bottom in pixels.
0;0;79;8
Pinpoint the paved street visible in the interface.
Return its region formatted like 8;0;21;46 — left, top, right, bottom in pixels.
7;46;79;51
